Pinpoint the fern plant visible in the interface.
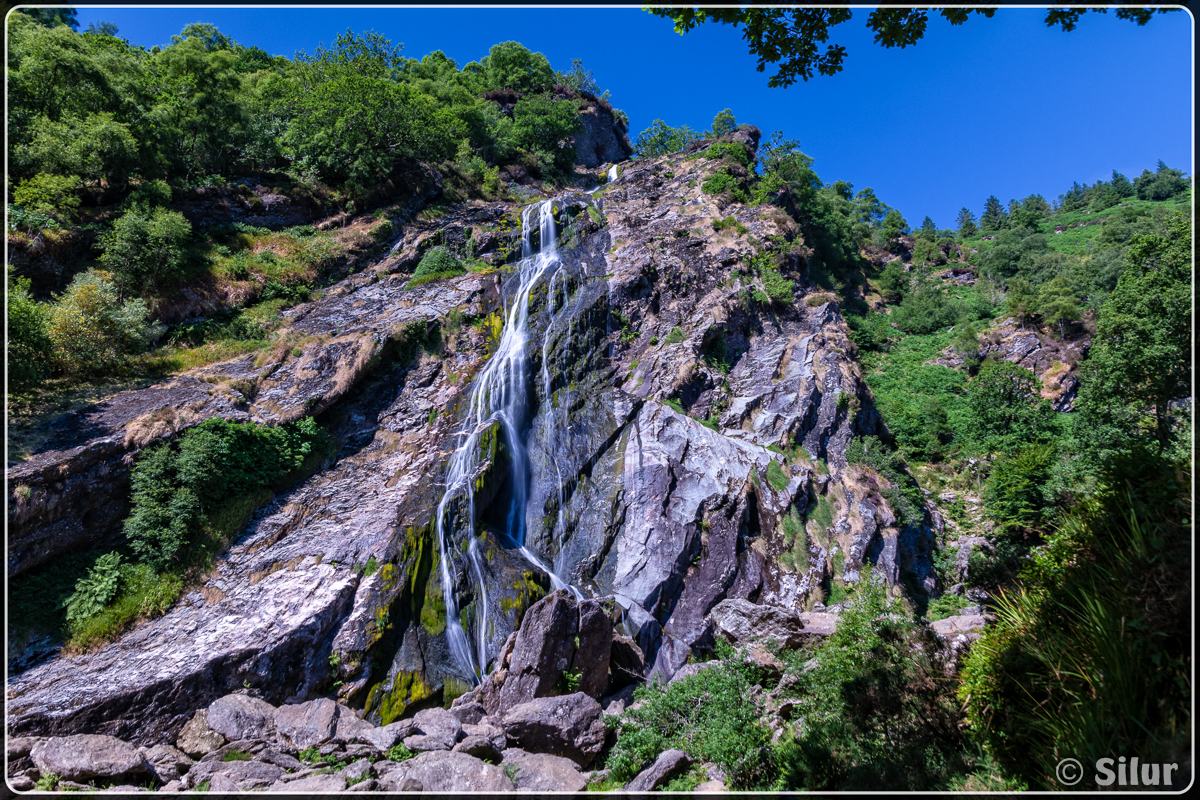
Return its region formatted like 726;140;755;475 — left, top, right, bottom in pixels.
64;552;123;625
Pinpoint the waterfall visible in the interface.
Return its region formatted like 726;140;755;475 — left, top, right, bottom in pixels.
607;164;620;183
433;199;578;683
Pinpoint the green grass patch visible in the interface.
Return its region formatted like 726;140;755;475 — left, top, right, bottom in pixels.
765;459;789;492
664;327;686;345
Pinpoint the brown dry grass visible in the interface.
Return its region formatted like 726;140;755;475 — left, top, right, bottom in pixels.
123;404;202;448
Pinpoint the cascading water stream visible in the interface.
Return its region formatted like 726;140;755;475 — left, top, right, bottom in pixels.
433;199;580;683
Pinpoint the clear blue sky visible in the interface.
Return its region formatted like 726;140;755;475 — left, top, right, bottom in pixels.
70;5;1193;229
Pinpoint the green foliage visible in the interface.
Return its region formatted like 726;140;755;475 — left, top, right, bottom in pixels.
962;360;1056;454
125;417;329;573
13;172;81;219
6;267;55;391
64;552;124;626
704;141;750;168
606;646;772;787
65;562;184;650
222;749;251;762
483;41;553;92
46;270;156;375
891;279;965;335
35;772;61;792
983;444;1059;535
960;455;1190;788
926;592;968;621
701;171;748;204
712;215;748;235
411;246;464;283
100;207;193;294
1035;275;1080;337
386;743;415;763
777;569;969;790
1003;276;1038;328
555;669;582;693
955;207;978;238
633;119;702;158
511;93;581;177
664;327;686;345
1074;213;1191;455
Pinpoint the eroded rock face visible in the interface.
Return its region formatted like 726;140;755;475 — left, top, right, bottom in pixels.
574;102;634;168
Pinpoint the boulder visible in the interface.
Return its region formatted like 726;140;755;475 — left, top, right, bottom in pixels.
254;747;302;771
267;772;347;792
141;744;194;783
574;599;614;698
377;750;515;792
496;591;579;711
273;697;338;750
625;748;693;792
707;598;806;649
411;707;463;750
453;735;503;763
403;734;452;753
931;614;988;637
30;735;151;784
207;773;240;793
667;660;718;687
347;778;379;792
461;721;507;752
500;693;606;768
176;710;225;757
449;701;488;725
357;720;415;752
500;748;587;792
332;703;376;744
182;758;284;790
340;758;374;783
206;694;277;742
600;684;639;716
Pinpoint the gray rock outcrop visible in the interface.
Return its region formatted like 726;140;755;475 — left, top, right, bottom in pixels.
707;598;807;649
377;750;515;792
499;693;606;768
626;748;693;792
30;735;150;783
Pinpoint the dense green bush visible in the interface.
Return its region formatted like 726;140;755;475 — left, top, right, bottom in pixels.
983;443;1058;535
125;417;329;572
961;360;1056;453
775;570;970;790
409;245;464;286
633;119;702;158
99;207;193;294
605;642;773;787
511;92;581;177
12;172;81;219
46;270;157;374
6;267;55;391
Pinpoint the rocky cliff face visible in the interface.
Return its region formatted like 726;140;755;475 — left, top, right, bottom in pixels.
7;137;933;747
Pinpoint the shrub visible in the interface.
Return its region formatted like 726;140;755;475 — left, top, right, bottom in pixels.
776;569;969;790
982;443;1058;535
409;245;464;286
125;179;173;211
386;743;415;762
605;642;773;787
47;270;156;374
705;142;750;168
633;119;702;158
701;171;748;203
64;552;124;625
99;207;193;293
6;267;55;391
13;172;81;219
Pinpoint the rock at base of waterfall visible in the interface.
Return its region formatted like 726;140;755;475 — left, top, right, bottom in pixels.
30;735;152;784
499;693;606;768
625;748;693;792
273;697;338;750
500;747;588;792
376;750;515;792
205;694;277;742
176;709;226;758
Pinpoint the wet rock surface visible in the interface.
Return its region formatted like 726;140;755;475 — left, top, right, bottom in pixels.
7;141;949;792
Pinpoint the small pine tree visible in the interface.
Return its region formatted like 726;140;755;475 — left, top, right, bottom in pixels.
956;207;978;237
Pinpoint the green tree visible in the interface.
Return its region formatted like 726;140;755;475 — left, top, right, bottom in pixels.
979;195;1007;232
554;57;607;98
879;208;908;244
511;92;581;176
1036;275;1080;338
634;119;702;158
1075;214;1191;451
711;107;736;137
956;207;978;238
648;7;1173;87
983;444;1058;536
1110;169;1134;198
18;7;80;30
46;270;155;374
1133;160;1190;201
1004;277;1037;330
6;266;55;391
877;260;908;304
482;41;553;93
99;207;193;295
963;359;1055;453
